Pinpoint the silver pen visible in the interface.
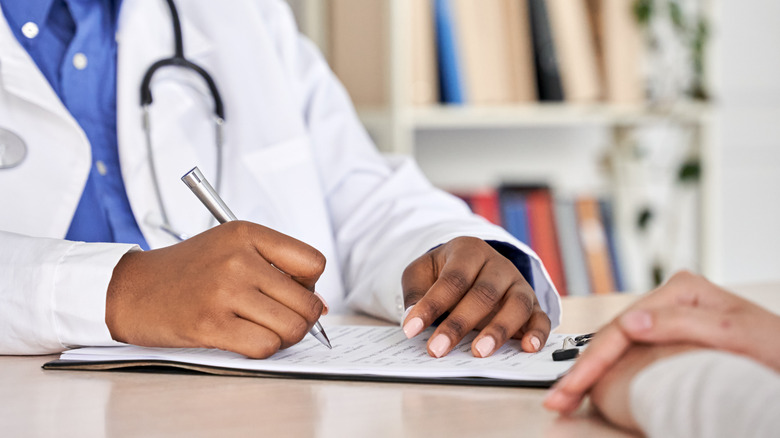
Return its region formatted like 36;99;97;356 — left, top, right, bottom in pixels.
182;166;332;349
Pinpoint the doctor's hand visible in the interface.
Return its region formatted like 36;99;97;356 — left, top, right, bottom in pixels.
544;271;780;415
105;221;327;359
401;237;550;358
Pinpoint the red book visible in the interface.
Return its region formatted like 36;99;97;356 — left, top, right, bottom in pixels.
469;188;502;226
526;189;568;296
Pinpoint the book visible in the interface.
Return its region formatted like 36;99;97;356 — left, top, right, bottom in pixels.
467;188;503;226
575;197;616;294
499;190;531;245
451;0;516;105
554;198;592;296
329;0;388;106
597;0;644;103
44;326;577;388
410;0;440;105
528;0;564;101
504;0;538;103
525;189;568;296
435;0;466;104
599;199;624;292
545;0;602;102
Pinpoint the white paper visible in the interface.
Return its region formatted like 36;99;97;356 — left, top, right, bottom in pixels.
59;326;577;382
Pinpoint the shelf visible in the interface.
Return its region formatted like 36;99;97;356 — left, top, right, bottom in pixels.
357;102;711;131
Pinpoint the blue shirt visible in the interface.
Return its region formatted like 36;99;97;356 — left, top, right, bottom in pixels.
1;0;149;250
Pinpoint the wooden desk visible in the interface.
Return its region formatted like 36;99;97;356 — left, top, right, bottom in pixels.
1;285;776;437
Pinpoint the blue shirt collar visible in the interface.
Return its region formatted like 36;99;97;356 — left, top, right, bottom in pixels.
0;0;56;33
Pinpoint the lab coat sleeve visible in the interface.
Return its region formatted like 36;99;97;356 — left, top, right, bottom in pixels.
261;1;561;325
0;231;137;354
629;350;780;438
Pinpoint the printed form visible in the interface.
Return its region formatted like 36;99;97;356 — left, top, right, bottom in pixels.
58;326;575;383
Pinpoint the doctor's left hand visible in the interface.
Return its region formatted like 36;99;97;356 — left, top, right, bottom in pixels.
401;237;550;358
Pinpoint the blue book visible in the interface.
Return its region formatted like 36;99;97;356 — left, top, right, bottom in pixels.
599;199;625;292
434;0;465;104
500;193;531;246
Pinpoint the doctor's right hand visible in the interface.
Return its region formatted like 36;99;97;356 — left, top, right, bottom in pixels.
105;221;327;359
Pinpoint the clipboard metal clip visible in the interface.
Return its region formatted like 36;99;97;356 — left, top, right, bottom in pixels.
552;333;594;361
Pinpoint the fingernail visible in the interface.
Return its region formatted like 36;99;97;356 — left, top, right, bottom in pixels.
314;292;329;316
475;336;496;357
401;305;415;328
429;334;451;358
620;310;653;332
403;317;424;339
530;336;541;351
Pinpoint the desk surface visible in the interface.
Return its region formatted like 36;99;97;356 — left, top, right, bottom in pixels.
2;284;777;438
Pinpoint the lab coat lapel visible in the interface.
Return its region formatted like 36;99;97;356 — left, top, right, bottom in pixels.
0;6;79;126
116;0;218;249
0;7;91;238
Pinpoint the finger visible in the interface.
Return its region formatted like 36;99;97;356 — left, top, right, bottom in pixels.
236;221;327;290
232;290;313;349
248;260;325;324
401;254;437;311
402;253;484;339
426;262;518;358
618;307;765;354
519;302;552;353
470;282;536;358
211;316;282;359
543;322;632;414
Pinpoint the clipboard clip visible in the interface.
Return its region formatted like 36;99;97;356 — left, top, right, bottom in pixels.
552;333;594;361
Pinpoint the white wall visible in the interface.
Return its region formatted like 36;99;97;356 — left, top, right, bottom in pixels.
711;0;780;284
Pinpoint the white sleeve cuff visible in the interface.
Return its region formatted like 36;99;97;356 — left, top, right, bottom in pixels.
53;241;140;349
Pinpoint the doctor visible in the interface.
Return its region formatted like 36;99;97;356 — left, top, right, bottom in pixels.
0;0;560;358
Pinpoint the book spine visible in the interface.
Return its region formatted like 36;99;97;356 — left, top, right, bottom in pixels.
434;0;466;104
528;0;564;101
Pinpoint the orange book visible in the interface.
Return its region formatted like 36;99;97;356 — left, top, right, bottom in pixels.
526;190;567;296
575;197;616;294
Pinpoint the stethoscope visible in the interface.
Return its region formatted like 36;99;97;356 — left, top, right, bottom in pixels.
0;0;225;242
142;0;225;241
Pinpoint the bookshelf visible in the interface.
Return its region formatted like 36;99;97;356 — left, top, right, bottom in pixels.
286;0;716;293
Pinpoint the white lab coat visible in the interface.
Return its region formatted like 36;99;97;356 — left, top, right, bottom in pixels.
0;0;560;354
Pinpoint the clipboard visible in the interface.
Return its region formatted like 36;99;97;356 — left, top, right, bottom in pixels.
43;326;580;388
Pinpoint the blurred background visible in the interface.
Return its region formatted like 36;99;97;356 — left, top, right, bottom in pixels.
283;0;780;295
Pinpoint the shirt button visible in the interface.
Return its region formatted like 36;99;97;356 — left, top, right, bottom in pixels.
96;160;108;176
73;53;88;70
22;22;39;39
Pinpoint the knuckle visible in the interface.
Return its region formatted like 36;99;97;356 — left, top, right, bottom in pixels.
302;293;325;321
441;270;471;296
490;324;509;342
469;282;502;309
192;310;227;345
303;247;327;277
284;317;310;346
246;337;282;359
221;253;249;278
513;288;535;316
441;314;470;338
403;288;426;308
